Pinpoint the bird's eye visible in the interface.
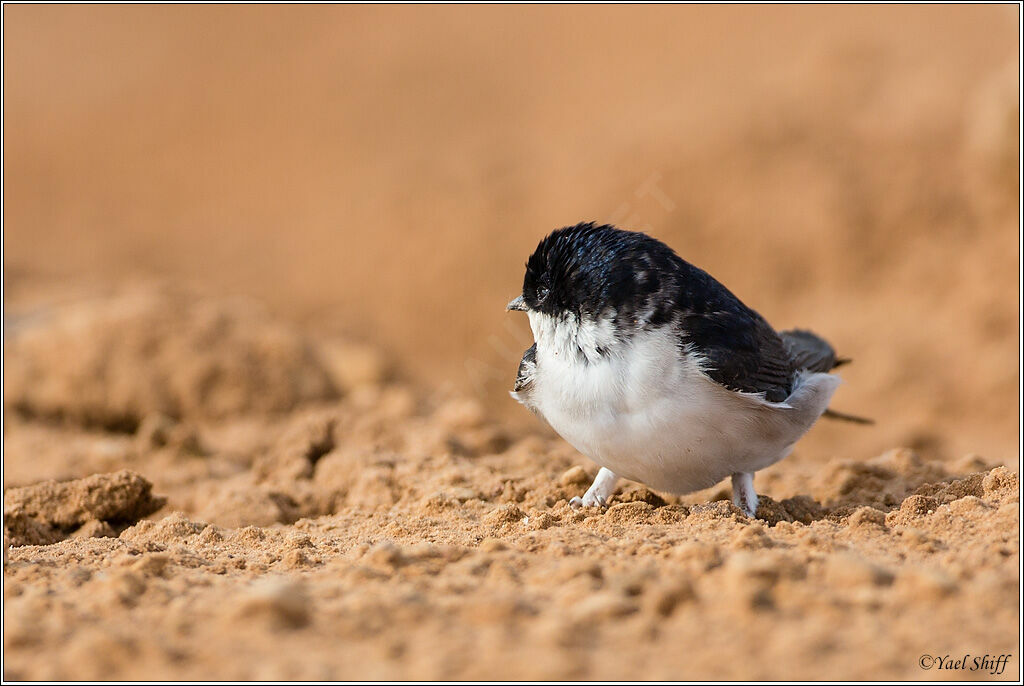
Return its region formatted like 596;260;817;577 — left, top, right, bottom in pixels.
537;283;550;301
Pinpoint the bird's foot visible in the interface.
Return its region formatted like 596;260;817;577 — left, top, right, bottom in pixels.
731;471;759;518
569;466;614;509
569;467;619;510
569;493;608;510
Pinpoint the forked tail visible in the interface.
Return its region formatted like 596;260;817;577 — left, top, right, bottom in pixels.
781;328;873;425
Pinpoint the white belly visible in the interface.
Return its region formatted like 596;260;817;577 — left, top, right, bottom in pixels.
528;325;839;494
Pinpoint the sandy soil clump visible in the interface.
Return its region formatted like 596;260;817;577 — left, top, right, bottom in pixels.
3;288;338;430
4;470;165;547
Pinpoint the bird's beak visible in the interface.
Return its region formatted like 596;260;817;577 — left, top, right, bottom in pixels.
506;295;527;312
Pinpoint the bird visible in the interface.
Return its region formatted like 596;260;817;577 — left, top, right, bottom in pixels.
506;222;862;517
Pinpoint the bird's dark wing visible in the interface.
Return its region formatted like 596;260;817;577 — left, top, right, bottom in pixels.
779;329;843;372
681;310;796;403
513;343;537;394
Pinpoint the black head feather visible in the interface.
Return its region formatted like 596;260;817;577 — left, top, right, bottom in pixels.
523;223;670;323
522;222;743;324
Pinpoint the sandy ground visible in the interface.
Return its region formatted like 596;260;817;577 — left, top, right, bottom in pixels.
3;5;1020;681
2;287;1019;681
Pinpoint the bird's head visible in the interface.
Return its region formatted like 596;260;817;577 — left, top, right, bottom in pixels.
507;222;678;324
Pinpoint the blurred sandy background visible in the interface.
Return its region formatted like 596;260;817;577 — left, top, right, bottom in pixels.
4;4;1019;461
2;6;1020;680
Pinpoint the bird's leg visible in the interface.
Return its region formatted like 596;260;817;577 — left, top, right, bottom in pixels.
569;467;619;509
731;472;759;518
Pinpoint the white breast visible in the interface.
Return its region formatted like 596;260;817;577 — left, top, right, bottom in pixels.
523;311;839;494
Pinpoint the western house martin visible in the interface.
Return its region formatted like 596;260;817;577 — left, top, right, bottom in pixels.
507;222;863;517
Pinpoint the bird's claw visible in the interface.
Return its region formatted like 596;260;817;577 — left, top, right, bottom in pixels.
569;494;608;510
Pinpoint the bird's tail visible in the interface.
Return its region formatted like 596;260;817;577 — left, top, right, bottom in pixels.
822;408;874;425
781;329;873;426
